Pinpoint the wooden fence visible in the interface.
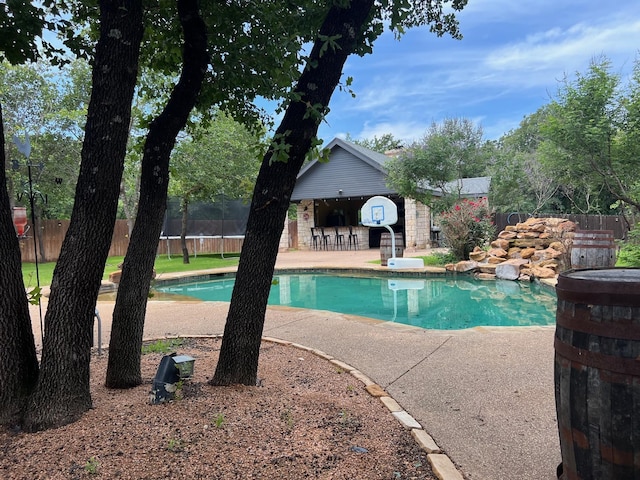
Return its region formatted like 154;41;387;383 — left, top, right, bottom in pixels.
17;219;246;263
493;213;631;240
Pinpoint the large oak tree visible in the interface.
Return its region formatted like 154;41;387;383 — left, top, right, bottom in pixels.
21;0;144;431
105;0;208;388
212;0;468;386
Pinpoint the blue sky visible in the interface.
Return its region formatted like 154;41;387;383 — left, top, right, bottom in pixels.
312;0;640;144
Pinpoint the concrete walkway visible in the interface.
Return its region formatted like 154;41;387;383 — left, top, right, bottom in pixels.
31;248;561;480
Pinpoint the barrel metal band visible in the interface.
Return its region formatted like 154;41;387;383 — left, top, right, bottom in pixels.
554;337;640;377
556;310;640;341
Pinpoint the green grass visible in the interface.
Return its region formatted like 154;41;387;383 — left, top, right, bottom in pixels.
421;251;456;266
21;253;240;287
141;338;185;354
368;251;455;267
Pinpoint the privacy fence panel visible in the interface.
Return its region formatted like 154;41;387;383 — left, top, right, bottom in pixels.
18;219;245;263
18;220;131;263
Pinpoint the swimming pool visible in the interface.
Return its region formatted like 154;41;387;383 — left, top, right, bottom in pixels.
157;273;557;330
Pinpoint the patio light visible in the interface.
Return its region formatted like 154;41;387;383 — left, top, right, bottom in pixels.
150;353;196;404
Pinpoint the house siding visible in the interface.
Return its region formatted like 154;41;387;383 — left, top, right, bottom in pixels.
291;147;394;201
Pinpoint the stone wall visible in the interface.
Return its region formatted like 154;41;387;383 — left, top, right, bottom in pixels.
404;199;431;250
446;217;576;281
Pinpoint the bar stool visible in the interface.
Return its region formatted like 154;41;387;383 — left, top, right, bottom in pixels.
334;227;345;250
310;227;320;249
319;227;331;250
348;226;358;250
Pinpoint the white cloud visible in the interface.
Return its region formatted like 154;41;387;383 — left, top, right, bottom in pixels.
485;20;640;79
320;2;640;142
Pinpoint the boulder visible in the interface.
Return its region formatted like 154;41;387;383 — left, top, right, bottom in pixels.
491;239;510;250
488;248;508;258
517;231;540;239
545;218;565;227
469;250;487;262
109;270;122;284
453;260;479;272
495;263;522;280
487;256;507;264
536;247;563;260
477;263;497;274
530;265;557;279
520;247;536;259
538;260;558;269
507;247;522;258
556;220;577;232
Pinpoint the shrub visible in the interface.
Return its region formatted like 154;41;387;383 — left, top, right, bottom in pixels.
436;197;495;261
617;223;640;267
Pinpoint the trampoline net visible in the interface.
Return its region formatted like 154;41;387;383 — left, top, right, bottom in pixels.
161;196;250;237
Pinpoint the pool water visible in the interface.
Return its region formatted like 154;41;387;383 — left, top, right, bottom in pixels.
157;274;557;330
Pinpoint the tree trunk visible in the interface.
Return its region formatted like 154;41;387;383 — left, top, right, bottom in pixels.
0;102;40;426
181;197;190;263
105;0;208;389
211;0;375;386
22;0;144;432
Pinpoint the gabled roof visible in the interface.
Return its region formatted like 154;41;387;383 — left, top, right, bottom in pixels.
291;137;396;201
296;137;390;179
291;137;491;201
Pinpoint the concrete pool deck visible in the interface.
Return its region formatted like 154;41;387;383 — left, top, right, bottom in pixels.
30;248;561;480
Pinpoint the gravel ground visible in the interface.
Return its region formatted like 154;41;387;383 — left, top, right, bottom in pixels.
0;337;435;480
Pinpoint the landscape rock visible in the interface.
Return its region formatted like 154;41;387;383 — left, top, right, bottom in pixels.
451;217;576;283
490;239;510;250
487;257;507;264
495;263;521;280
488;248;508;258
469;250;487;262
529;265;557;279
453;260;479;272
477;264;497;274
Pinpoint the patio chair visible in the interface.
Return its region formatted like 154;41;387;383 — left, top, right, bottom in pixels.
319;227;331;249
310;227;320;249
334;226;345;250
348;226;358;250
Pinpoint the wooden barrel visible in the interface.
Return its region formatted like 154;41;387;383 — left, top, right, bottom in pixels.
380;232;403;266
554;269;640;480
570;230;616;269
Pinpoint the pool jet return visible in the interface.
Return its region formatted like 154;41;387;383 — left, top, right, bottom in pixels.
360;196;425;269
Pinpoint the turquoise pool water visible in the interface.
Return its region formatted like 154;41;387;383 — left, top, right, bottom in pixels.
157;274;557;330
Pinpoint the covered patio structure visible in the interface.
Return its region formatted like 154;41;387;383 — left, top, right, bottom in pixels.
279;137;490;252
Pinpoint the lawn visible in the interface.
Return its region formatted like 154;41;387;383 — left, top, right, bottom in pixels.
21;253;240;287
368;251;455;266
